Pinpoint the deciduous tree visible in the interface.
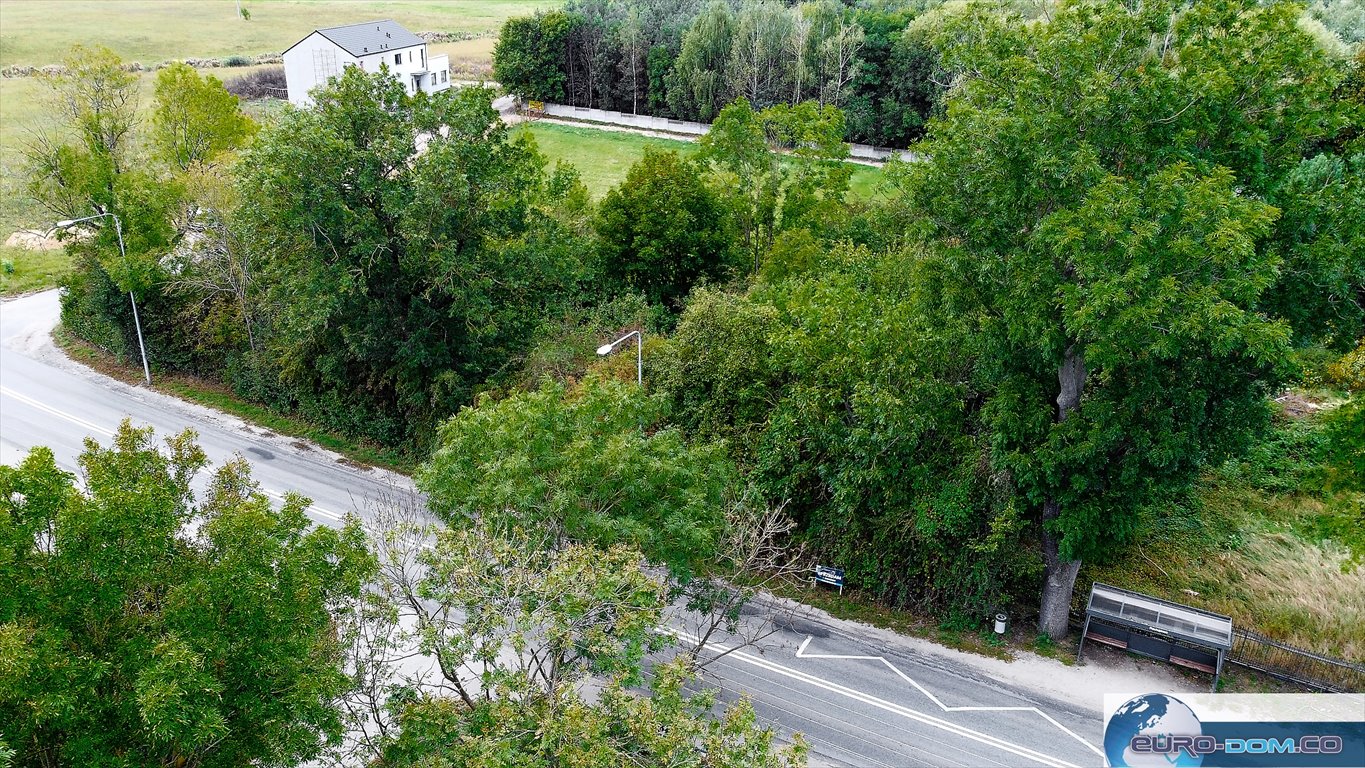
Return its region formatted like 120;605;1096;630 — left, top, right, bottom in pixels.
152;62;256;172
595;148;734;306
0;424;372;767
904;0;1347;637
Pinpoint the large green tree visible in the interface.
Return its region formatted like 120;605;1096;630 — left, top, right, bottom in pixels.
902;0;1352;637
348;516;804;768
236;72;582;448
595;148;734;306
151;62;256;172
0;424;372;767
418;377;734;577
30;46;185;365
698;98;850;273
493;11;576;102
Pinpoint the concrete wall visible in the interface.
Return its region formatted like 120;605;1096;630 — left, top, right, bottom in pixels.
534;101;916;162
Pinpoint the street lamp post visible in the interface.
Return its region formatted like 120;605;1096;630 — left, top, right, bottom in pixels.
596;330;642;386
53;212;152;385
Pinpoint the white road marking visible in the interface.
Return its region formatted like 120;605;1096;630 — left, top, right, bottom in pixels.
260;487;343;522
1;386;343;522
2;385;114;437
666;628;1081;768
795;636;1105;759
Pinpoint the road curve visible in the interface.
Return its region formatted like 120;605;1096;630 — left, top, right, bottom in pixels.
0;289;1104;767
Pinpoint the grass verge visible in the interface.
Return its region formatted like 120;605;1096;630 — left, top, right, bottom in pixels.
53;326;417;474
1083;400;1365;663
0;245;71;296
516;121;886;201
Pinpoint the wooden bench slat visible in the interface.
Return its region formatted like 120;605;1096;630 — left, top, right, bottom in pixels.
1085;632;1129;650
1169;656;1216;674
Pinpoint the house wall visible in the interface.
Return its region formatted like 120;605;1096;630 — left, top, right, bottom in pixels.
285;33;450;106
282;32;358;106
356;44;427;96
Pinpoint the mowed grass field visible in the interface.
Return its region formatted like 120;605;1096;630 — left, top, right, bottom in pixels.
0;0;555;67
516;122;888;201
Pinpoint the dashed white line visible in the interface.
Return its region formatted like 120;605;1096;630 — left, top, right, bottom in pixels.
2;387;343;522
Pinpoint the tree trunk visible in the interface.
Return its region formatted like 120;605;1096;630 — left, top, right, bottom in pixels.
1038;343;1086;639
1039;500;1081;639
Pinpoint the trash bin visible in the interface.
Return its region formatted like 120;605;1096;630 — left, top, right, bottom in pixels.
994;613;1008;635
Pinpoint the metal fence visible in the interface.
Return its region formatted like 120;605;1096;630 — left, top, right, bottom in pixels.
1227;628;1365;692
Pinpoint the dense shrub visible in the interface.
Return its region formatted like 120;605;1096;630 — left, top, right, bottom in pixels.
224;66;286;100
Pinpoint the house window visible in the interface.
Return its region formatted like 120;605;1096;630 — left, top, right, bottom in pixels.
394;53;401;65
408;51;413;63
441;71;447;83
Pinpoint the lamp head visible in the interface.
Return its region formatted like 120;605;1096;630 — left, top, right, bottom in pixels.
53;219;78;229
596;343;614;356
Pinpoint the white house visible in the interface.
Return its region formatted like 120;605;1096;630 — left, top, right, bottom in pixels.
282;19;451;107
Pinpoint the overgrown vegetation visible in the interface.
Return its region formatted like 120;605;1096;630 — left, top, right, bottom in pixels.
25;0;1365;699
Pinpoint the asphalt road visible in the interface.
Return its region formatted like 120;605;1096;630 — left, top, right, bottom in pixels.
1;289;1105;767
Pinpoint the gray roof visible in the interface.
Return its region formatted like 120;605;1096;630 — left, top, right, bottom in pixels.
289;19;424;58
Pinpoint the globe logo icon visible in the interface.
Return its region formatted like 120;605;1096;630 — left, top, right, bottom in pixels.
1104;694;1204;767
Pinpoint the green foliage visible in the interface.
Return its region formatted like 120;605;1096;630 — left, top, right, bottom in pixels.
1323;399;1365;492
237;73;583;448
754;247;1038;613
418;377;735;576
0;423;373;767
493;11;575;102
377;658;805;768
152;62;256;171
667;1;736;122
698;98;850;272
1265;152;1365;346
892;0;1348;633
654;287;782;463
595;148;734;306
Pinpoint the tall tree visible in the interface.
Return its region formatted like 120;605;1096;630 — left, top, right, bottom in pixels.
668;1;736;121
727;0;796;109
698;98;850;273
151;62;256;172
620;6;647;114
493;11;575;102
902;0;1349;638
236;73;581;448
595;148;734;306
0;424;372;767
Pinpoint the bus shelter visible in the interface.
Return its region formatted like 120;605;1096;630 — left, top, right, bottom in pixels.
1077;582;1233;691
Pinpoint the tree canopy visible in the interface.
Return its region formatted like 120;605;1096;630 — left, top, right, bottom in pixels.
0;423;372;767
595;147;734;306
237;71;584;448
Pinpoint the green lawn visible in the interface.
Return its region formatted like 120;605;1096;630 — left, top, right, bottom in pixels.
516;121;887;201
0;244;71;296
0;0;555;67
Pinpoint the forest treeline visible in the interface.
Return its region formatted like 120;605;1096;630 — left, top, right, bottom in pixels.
494;0;947;147
28;0;1365;642
491;0;1363;148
